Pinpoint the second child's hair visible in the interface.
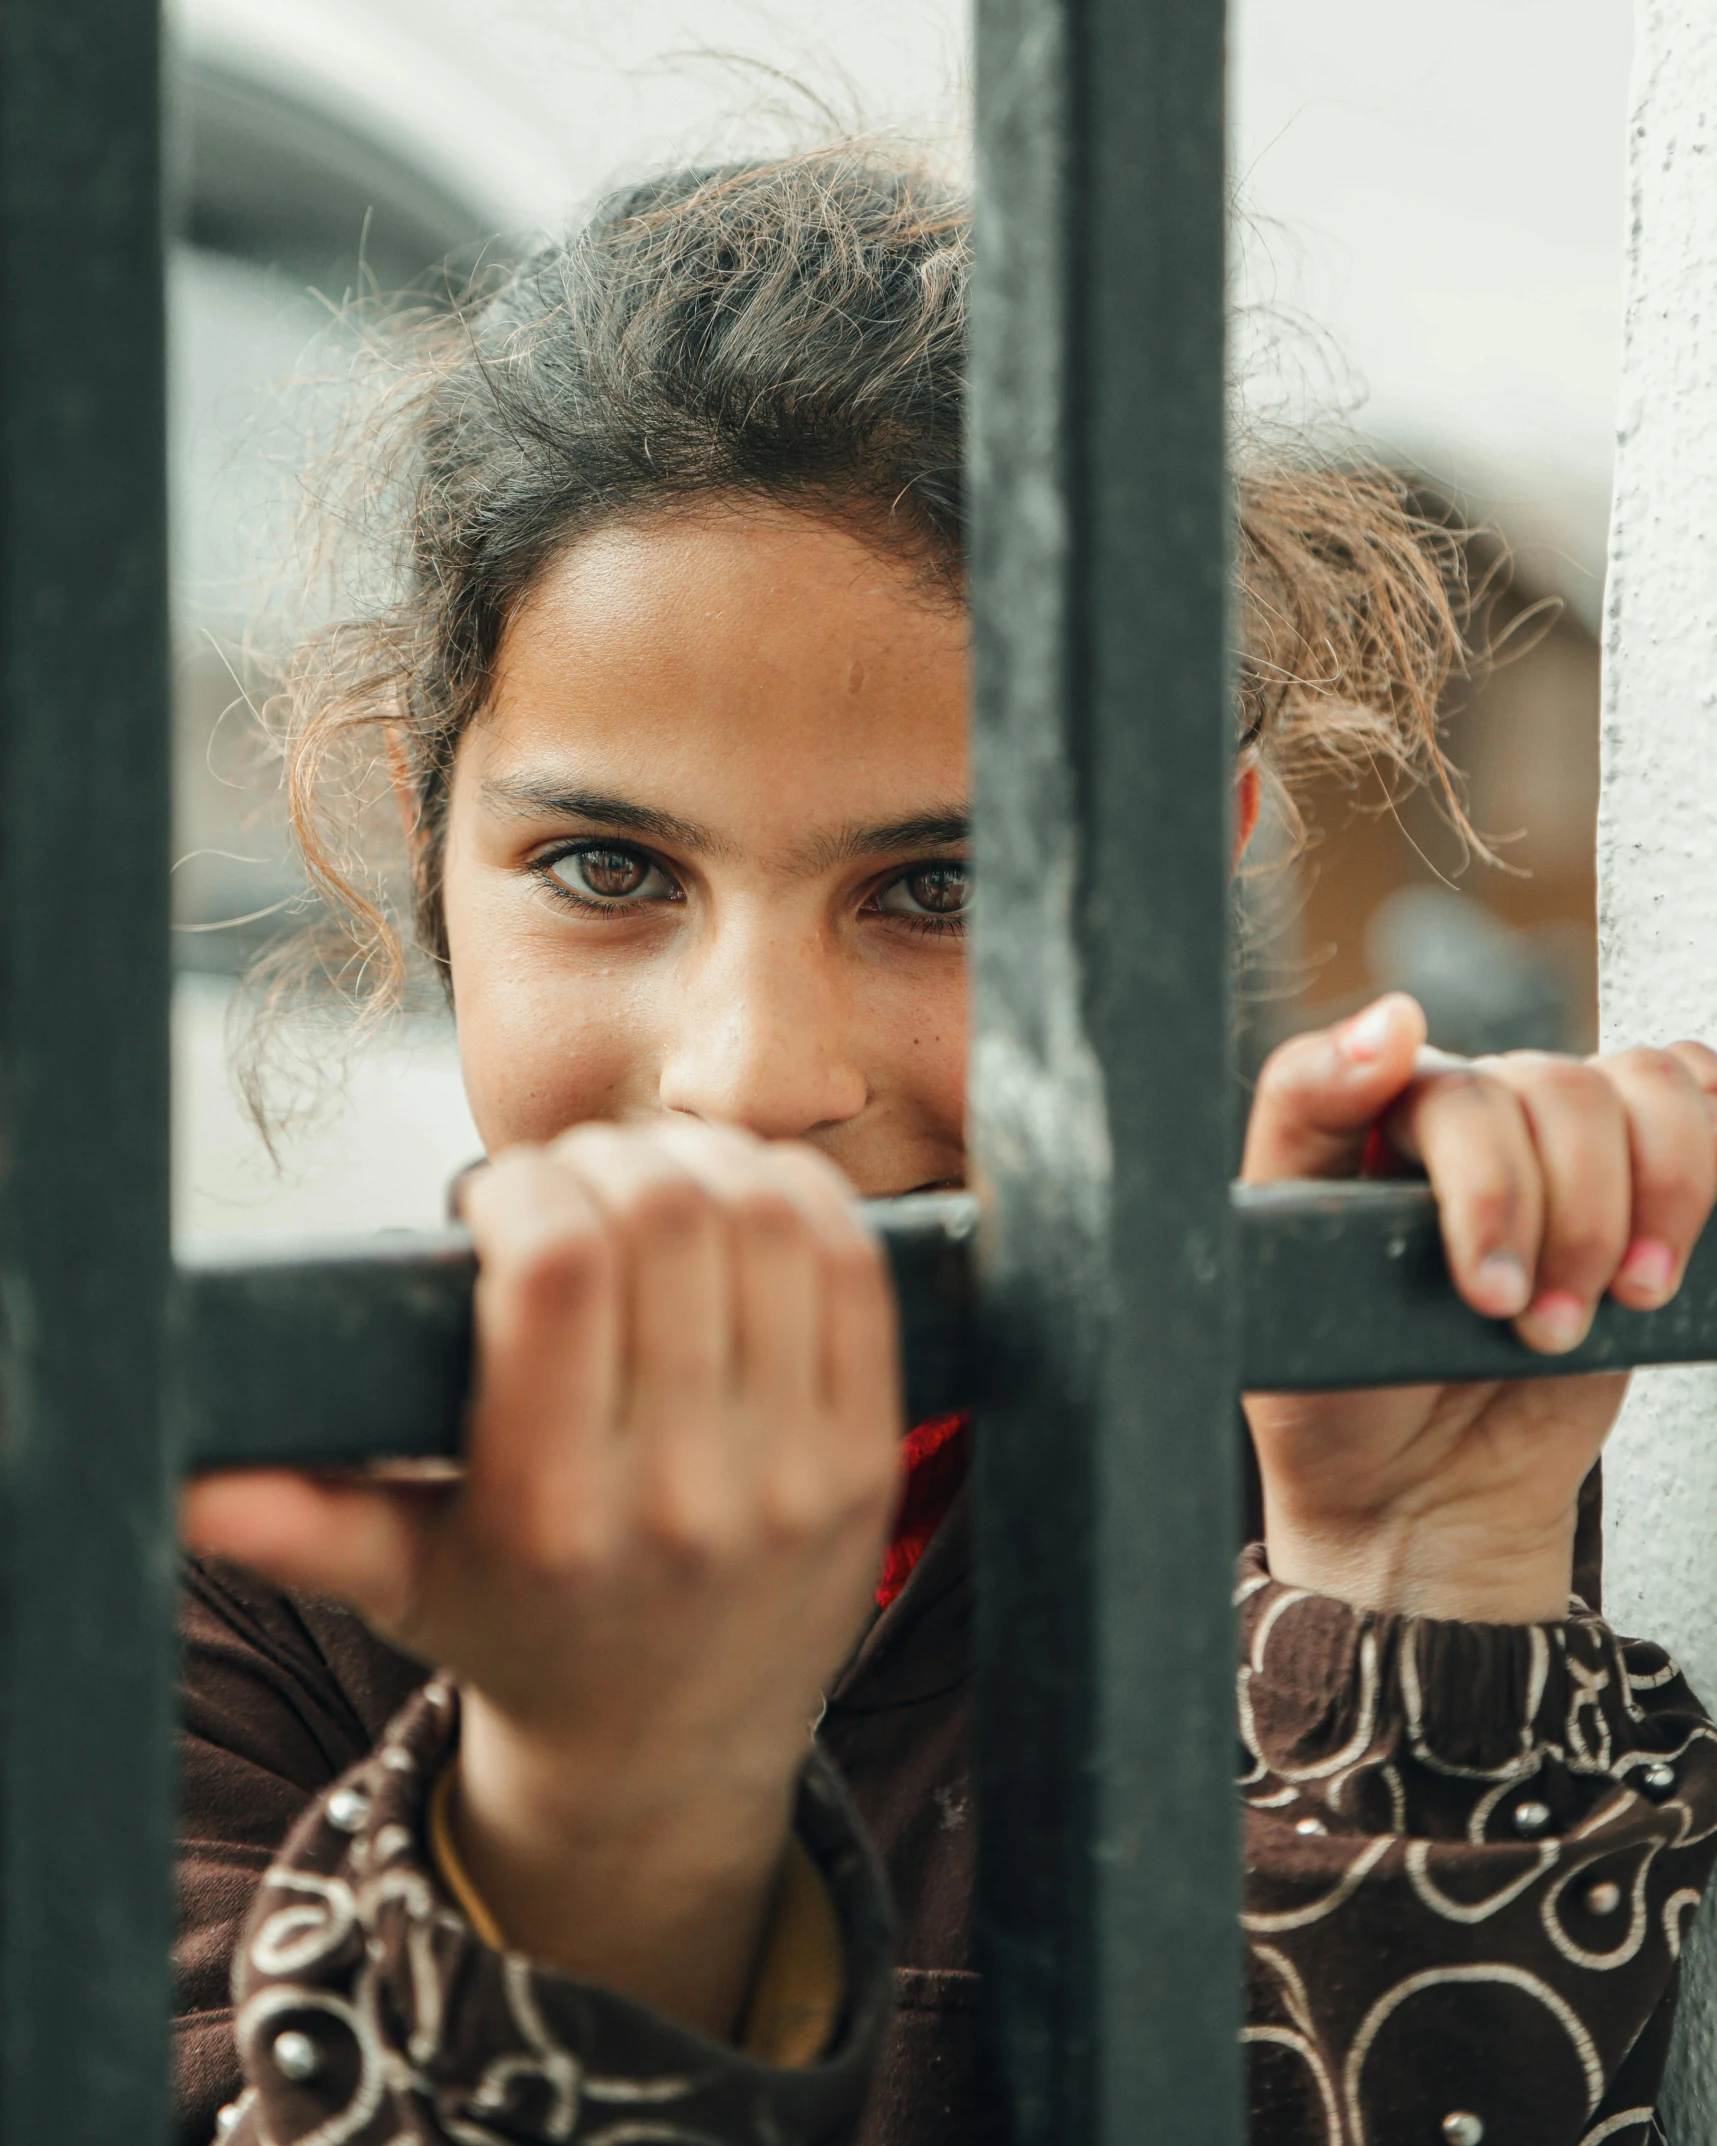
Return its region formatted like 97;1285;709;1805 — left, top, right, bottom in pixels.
263;146;1476;1057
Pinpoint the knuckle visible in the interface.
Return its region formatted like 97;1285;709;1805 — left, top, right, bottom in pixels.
639;1454;742;1568
490;1216;611;1311
1527;1056;1610;1105
731;1185;811;1246
757;1458;832;1545
1672;1038;1717;1082
652;1500;740;1574
518;1512;605;1581
1614;1045;1693;1089
624;1173;714;1241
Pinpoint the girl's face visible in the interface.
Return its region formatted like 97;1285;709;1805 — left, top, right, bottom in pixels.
439;509;971;1197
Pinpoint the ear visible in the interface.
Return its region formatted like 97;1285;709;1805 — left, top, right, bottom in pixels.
1232;758;1261;869
384;726;422;850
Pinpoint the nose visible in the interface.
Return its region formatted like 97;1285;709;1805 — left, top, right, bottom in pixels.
656;910;868;1140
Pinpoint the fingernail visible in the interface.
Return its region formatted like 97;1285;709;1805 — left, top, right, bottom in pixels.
1517;1289;1590;1354
1339;1000;1395;1065
1618;1236;1677;1303
1473;1248;1531;1317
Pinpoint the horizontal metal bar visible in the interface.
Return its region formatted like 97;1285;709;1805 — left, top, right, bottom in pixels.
178;1191;979;1470
177;1179;1717;1470
1232;1179;1717;1390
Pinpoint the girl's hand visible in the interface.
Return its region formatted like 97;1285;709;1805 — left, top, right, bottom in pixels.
1242;993;1717;1624
181;1120;901;2039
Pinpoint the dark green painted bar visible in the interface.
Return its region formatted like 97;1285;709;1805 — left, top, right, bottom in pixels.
177;1183;1717;1474
0;0;175;2138
1234;1180;1717;1390
177;1182;1717;1475
179;1194;979;1470
969;0;1242;2136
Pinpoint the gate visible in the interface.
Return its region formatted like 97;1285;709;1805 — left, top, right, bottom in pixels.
3;2;1711;2141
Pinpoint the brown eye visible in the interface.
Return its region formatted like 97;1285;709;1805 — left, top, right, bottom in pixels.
579;849;646;898
910;865;968;914
876;861;971;922
545;845;676;907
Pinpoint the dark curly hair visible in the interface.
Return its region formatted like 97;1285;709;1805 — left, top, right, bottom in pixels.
258;145;1475;1069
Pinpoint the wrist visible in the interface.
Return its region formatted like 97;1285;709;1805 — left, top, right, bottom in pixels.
451;1687;798;2038
1262;1500;1577;1624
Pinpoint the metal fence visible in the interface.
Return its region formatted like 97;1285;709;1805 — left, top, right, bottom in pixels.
2;2;1712;2142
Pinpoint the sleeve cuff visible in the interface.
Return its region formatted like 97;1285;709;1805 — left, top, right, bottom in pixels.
426;1754;846;2066
233;1680;894;2144
1236;1541;1715;1813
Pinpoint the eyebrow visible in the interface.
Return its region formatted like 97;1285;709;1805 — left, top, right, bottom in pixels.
790;810;970;872
478;778;739;861
480;776;969;873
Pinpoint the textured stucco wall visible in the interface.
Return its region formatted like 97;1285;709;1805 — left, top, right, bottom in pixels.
1598;5;1717;2130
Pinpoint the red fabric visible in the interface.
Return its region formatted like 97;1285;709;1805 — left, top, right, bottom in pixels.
875;1411;972;1610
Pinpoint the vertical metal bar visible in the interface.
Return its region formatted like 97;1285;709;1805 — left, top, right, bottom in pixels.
0;2;174;2139
971;0;1239;2138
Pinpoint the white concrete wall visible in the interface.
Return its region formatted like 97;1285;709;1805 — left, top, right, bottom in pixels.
1598;5;1717;2130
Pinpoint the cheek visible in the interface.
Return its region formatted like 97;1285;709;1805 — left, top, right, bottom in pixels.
444;876;653;1152
874;959;969;1143
454;968;644;1153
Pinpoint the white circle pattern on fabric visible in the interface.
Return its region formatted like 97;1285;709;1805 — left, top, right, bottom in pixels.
1236;1560;1717;2146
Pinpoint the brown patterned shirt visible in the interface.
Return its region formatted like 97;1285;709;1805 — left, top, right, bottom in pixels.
177;1485;1717;2146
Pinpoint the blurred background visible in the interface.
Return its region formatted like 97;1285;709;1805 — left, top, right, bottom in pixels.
167;0;1626;1239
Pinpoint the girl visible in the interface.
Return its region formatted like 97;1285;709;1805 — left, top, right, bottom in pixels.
177;152;1717;2146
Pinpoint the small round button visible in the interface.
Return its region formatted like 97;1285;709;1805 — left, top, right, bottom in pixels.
1295;1816;1327;1837
1639;1762;1676;1797
325;1787;370;1833
272;2029;320;2083
1584;1880;1622;1916
1511;1799;1552;1837
1442;2115;1484;2146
